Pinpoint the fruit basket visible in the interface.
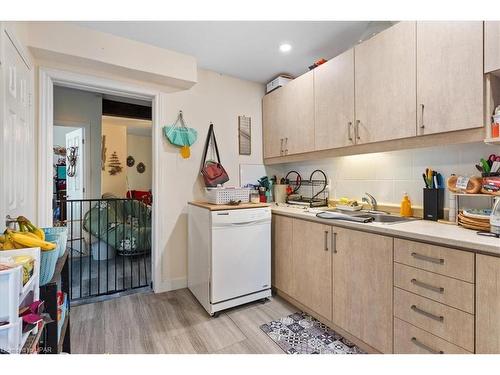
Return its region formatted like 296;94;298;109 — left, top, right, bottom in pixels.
43;227;68;257
39;247;59;286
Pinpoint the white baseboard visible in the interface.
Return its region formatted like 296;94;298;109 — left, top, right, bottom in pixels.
154;277;187;293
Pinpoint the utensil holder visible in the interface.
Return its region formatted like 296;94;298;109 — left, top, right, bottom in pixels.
423;188;444;221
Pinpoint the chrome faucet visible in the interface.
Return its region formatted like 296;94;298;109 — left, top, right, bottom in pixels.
362;193;377;211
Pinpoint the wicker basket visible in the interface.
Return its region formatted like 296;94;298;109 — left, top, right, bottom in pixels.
39;247;59;286
205;188;251;204
43;227;68;257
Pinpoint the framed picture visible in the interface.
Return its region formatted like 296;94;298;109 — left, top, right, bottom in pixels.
238;115;251;155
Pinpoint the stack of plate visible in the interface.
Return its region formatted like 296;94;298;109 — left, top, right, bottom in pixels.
458;209;491;231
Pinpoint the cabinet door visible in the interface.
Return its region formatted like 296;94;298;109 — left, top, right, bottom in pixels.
354;21;417;144
292;219;332;320
271;215;293;295
263;88;285;158
283;71;315;155
485;21;500;73
476;254;500;353
314;49;355;150
416;21;483;134
333;227;393;353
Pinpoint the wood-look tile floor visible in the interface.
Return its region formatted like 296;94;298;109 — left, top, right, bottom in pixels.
70;288;297;354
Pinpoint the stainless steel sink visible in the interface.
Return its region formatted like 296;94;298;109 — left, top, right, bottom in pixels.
323;208;418;224
370;214;416;223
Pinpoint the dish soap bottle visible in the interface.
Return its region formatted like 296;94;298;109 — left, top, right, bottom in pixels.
400;193;413;217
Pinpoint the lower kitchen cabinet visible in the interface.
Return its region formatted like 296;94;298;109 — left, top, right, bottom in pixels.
476;254;500;353
272;215;294;296
291;219;333;320
332;227;394;353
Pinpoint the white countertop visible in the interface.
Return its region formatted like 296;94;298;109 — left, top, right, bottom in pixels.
271;204;500;256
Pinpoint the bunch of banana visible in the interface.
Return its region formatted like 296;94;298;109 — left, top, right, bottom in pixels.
17;216;45;241
0;216;56;251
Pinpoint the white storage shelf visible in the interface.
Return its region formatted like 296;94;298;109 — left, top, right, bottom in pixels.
0;247;41;354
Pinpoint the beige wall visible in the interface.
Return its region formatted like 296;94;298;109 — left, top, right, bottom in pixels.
53;86;102;198
127;134;152;192
162;69;265;287
101;121;128;197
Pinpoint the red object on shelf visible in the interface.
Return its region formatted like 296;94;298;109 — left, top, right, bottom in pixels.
492;122;499;138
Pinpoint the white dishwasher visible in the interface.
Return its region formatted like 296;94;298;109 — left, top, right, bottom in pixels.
188;203;271;316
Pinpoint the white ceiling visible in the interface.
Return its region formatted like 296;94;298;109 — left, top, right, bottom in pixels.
77;21;393;83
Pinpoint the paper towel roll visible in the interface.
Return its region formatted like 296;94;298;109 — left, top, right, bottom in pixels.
274;184;287;203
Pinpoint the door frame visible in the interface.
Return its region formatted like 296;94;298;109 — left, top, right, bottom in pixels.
38;67;161;292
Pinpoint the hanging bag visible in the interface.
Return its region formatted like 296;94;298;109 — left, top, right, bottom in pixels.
163;111;198;158
200;123;229;187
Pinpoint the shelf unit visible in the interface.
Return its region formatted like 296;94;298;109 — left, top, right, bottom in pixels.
485;73;500;144
40;250;70;354
485;137;500;145
0;247;41;354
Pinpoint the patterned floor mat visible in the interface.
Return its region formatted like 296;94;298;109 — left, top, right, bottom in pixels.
260;312;366;354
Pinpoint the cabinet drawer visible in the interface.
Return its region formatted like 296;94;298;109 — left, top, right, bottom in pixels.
394;263;474;313
394;288;474;352
394;239;474;282
394;318;472;354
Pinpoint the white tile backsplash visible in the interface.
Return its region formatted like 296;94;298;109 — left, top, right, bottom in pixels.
272;142;500;208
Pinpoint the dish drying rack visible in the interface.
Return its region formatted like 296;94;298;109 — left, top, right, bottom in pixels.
285;169;329;207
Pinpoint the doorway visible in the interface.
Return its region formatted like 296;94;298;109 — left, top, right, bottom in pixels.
40;69;160;303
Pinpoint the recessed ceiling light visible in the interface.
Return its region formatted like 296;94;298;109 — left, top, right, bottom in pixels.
279;43;292;53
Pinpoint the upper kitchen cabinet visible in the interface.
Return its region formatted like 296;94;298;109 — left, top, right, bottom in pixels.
354;21;417;144
262;71;315;158
314;48;355;150
416;21;484;135
485;21;500;73
262;88;285;158
285;71;315;155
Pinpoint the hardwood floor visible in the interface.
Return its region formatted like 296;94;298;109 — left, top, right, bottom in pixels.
70;288;297;354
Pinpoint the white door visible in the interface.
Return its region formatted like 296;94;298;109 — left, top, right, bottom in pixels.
65;128;85;251
65;128;85;202
1;28;34;225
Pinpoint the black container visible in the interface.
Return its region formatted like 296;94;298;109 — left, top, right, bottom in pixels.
423;188;445;221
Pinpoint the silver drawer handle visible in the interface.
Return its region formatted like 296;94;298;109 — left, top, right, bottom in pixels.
411;252;444;265
411;278;445;294
411;337;444;354
411;305;444;322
